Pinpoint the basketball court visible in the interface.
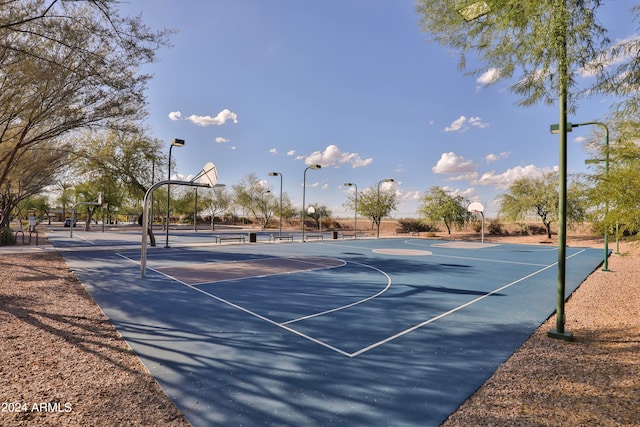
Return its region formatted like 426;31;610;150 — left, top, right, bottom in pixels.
49;232;604;426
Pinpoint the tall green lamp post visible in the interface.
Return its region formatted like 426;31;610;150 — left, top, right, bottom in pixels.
455;0;573;340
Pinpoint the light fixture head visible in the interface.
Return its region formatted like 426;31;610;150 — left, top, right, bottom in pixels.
550;123;574;134
171;138;185;147
456;0;491;21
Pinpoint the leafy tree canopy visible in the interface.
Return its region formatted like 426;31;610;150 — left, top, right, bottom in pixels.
418;186;471;234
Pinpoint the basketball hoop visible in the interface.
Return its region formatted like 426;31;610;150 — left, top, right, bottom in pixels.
467;202;485;244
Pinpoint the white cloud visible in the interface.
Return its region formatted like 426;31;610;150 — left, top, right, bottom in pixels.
472;164;557;189
444;116;467;132
485;152;510;163
303;144;373;168
215;137;230;143
432;152;477;174
476;68;500;86
444;115;488;132
469;116;489;128
186;108;239;127
287;150;296;156
395;189;421;202
444;186;478;200
447;172;479;182
269;148;278;155
168;111;182;121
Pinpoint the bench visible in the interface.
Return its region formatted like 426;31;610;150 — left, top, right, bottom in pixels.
304;234;323;240
270;234;293;242
215;234;245;244
395;229;420;236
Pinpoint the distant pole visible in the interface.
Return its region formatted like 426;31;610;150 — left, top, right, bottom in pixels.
344;182;358;238
302;165;321;241
193;187;198;232
574;121;610;271
269;172;283;236
376;178;394;239
165;138;185;248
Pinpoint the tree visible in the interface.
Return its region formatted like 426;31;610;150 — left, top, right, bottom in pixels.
278;193;298;226
74;130;166;200
18;195;52;224
592;8;640;117
416;1;611;112
582;118;640;236
72;182;103;231
345;183;398;231
497;172;586;238
57;181;76;221
199;186;232;230
305;204;332;230
0;144;71;226
0;1;171;224
232;173;278;229
418;186;471;234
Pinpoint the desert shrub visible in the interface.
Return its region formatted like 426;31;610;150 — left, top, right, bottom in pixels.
488;219;504;235
397;219;436;233
0;227;16;246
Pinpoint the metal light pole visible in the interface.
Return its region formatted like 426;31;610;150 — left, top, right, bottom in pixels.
376;178;394;239
193;187;198;232
269;172;283;236
455;0;573;340
165;138;184;248
548;0;572;341
343;182;358;238
554;121;611;271
150;156;155;230
302;165;321;241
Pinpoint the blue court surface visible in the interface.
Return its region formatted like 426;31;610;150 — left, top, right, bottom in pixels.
49;230;604;426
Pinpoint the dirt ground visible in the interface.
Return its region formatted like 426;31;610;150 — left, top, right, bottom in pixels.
1;224;638;426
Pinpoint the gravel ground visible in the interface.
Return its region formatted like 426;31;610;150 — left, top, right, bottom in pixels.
1;230;638;426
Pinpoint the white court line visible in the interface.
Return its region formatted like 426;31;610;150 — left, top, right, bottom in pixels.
116;252;353;357
187;257;346;286
116;248;587;358
348;248;586;357
282;260;391;325
71;232;97;245
402;240;553;267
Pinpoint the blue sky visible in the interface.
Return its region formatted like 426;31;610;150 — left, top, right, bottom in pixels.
119;1;636;218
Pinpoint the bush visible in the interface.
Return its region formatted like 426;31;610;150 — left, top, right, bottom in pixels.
398;219;436;233
488;220;504;235
0;226;16;246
